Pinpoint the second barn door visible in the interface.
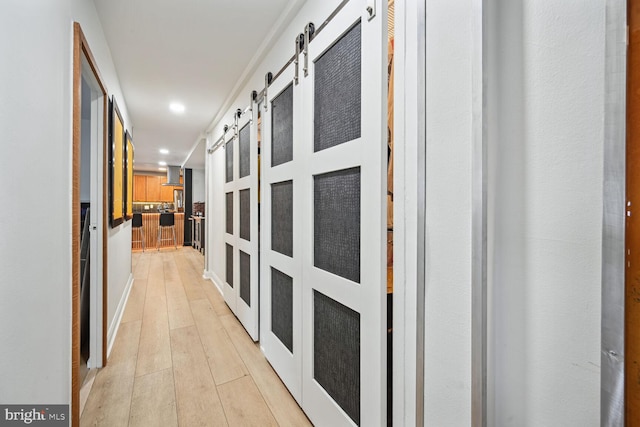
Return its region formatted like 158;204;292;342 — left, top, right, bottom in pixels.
299;1;388;425
224;107;260;341
261;58;304;402
260;0;387;424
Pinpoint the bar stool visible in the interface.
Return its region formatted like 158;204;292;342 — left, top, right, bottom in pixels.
132;213;145;251
157;212;177;250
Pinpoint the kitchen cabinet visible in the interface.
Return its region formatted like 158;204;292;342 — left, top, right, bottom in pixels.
160;176;174;202
133;175;147;202
145;176;161;202
133;174;183;202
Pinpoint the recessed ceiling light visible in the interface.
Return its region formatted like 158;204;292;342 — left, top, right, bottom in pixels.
169;102;185;114
158;161;167;166
159;148;169;155
158;167;167;171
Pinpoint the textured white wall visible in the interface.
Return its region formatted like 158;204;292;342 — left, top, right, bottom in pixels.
206;147;226;288
423;0;473;424
0;0;74;404
191;168;205;203
487;1;604;425
0;0;132;406
419;0;605;425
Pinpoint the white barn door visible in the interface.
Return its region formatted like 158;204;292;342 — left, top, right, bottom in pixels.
260;0;387;424
223;110;260;341
300;1;387;425
261;60;304;402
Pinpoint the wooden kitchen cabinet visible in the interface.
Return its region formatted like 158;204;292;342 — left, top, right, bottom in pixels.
160;176;174;202
133;174;182;202
145;176;161;201
133;175;147;202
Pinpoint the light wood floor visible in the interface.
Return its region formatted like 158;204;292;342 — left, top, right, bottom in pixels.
81;247;312;427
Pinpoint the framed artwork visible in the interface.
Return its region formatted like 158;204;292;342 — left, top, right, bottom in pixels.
109;96;125;227
125;131;134;220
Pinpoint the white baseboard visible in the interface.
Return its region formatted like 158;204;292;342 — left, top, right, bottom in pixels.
205;270;224;295
106;273;134;359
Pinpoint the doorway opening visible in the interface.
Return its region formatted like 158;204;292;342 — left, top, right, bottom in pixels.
73;22;108;426
79;74;91;385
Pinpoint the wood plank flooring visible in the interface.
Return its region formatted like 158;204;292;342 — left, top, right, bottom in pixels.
81;248;311;427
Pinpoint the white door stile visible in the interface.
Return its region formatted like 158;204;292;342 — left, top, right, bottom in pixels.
260;61;304;402
223;129;238;314
234;108;260;340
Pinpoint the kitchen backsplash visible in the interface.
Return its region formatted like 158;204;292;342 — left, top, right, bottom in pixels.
133;202;175;213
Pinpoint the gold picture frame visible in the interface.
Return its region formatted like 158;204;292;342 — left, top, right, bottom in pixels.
109;97;125;227
125;131;134;220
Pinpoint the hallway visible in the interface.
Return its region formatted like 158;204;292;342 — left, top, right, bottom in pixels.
80;248;311;426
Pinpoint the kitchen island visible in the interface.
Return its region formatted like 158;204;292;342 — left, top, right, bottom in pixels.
132;212;184;250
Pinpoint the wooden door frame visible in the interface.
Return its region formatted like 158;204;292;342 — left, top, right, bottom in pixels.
627;2;640;424
72;22;109;426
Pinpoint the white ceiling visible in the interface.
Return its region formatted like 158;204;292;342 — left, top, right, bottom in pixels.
93;0;299;172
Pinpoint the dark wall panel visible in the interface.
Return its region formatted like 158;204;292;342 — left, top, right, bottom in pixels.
240;188;250;241
314;168;361;283
239;123;250;178
225;139;234;183
226;243;234;288
240;250;250;306
271;268;293;352
313;290;360;425
271;84;294;166
226;192;233;235
184;168;192;245
314;22;361;152
271;181;293;257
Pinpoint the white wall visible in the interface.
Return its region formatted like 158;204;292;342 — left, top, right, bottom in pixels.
191;168;205;203
0;0;132;409
0;0;74;404
423;0;473;423
487;1;604;425
206;147;226;289
405;0;606;425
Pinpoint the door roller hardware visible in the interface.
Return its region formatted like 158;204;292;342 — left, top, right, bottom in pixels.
303;23;315;77
233;109;241;139
250;91;257;124
263;72;273;112
366;0;376;20
294;33;303;85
